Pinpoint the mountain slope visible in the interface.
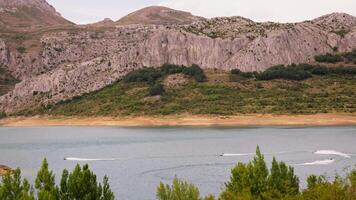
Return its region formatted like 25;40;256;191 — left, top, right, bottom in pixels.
0;4;356;114
116;6;204;25
0;0;73;32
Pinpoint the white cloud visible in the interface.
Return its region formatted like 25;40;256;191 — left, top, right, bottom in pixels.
159;0;356;22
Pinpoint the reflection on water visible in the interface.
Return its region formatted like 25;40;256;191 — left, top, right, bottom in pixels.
0;126;355;200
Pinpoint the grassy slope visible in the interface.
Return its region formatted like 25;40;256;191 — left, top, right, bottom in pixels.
40;70;356;117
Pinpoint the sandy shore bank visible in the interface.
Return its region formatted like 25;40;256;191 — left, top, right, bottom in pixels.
0;114;356;127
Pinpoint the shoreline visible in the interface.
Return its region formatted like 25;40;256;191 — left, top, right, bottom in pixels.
1;113;356;127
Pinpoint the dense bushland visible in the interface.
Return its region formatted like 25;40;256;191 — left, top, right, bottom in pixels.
124;64;206;85
315;49;356;64
122;64;206;96
231;63;356;81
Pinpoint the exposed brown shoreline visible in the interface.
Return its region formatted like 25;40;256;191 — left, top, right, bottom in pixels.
1;114;356;127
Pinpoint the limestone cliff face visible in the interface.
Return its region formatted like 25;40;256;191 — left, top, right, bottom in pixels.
1;11;356;114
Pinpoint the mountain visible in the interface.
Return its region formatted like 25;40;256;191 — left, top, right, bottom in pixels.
0;2;356;114
0;0;73;32
116;6;204;25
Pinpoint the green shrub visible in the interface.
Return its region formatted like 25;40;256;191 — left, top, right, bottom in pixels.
161;64;185;75
342;49;356;63
16;46;27;54
123;67;162;84
311;66;329;75
329;66;356;75
183;64;207;82
149;83;165;96
315;53;343;63
231;69;256;79
257;65;312;81
0;112;6;119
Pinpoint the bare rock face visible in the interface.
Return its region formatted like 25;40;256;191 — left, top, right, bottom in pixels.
1;4;356;114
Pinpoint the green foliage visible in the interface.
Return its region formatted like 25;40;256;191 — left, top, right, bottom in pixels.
123;64;206;85
149;83;165;96
61;164;114;200
182;64;207;82
0;169;35;200
329;66;356;75
16;47;27;54
35;159;59;200
0;112;6;119
123;67;162;84
160;64;186;75
257;64;312;81
0;160;114;200
42;72;356;116
315;53;343;63
315;49;356;64
311;66;329;75
231;69;256;79
156;177;213;200
220;147;299;200
342;49;356;64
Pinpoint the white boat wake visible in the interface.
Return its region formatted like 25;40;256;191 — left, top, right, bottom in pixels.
64;157;118;161
314;150;351;158
220;153;254;157
296;159;335;166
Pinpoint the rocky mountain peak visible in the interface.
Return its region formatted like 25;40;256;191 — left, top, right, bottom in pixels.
0;0;72;31
0;0;59;15
116;6;204;25
313;12;356;30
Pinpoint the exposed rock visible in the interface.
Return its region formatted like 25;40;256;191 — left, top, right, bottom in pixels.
0;2;356;114
0;164;12;176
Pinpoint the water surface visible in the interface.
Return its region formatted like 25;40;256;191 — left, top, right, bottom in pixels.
0;126;355;200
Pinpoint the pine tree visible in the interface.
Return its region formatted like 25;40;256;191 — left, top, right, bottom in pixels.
35;159;59;200
157;177;201;200
0;168;35;200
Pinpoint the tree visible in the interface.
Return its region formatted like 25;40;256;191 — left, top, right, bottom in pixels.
220;146;299;200
35;159;59;200
267;158;299;198
157;177;212;200
61;164;114;200
0;168;35;200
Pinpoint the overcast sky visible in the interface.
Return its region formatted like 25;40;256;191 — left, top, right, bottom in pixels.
47;0;356;24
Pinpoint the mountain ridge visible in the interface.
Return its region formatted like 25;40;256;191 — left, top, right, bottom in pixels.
0;0;356;114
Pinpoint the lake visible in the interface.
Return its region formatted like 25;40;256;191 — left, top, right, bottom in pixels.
0;126;355;200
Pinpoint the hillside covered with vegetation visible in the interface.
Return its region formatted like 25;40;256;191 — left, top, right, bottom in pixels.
22;60;356;117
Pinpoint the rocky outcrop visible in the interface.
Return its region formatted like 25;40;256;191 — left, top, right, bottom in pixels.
0;3;356;114
0;165;12;176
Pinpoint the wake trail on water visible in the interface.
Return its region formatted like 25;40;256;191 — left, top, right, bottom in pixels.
220;150;307;157
64;157;119;161
314;150;351;158
296;159;335;166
